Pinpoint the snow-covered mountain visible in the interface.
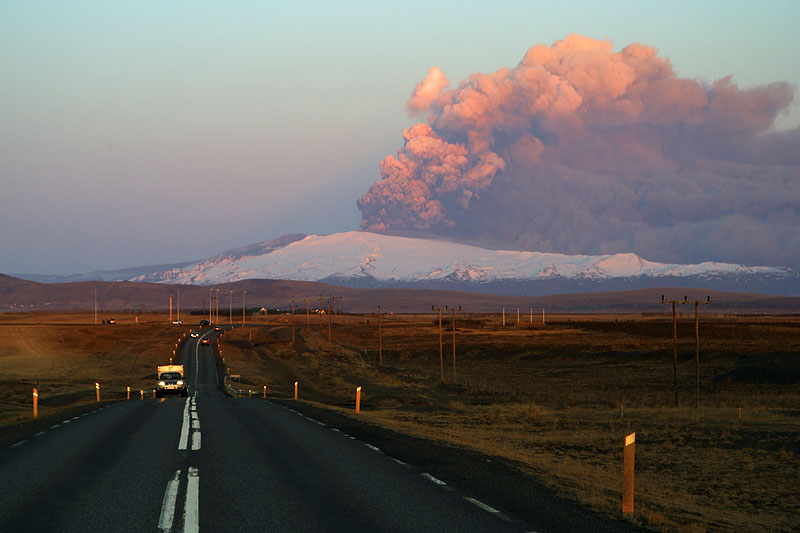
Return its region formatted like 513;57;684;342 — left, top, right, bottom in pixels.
128;231;798;296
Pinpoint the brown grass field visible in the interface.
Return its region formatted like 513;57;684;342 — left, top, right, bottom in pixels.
2;310;798;531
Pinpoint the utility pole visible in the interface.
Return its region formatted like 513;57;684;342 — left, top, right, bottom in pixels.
684;296;711;409
216;288;219;325
177;288;180;322
433;306;444;382
229;289;232;325
452;307;458;382
660;295;681;408
170;296;173;323
94;288;97;325
291;300;295;344
242;290;246;325
306;296;310;334
378;305;382;367
327;296;332;346
209;288;212;323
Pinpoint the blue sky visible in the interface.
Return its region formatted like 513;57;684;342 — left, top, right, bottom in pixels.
1;1;798;274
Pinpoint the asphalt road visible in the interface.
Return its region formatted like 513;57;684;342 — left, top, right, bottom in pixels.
0;327;566;532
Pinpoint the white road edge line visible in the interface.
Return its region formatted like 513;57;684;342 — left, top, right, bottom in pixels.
12;440;27;448
463;497;504;517
391;458;408;466
185;467;200;533
421;473;447;486
158;469;181;531
364;444;381;452
178;396;190;450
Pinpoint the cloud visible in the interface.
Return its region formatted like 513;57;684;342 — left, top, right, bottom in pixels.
358;34;800;267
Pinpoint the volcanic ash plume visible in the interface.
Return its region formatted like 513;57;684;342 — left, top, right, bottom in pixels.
357;34;800;268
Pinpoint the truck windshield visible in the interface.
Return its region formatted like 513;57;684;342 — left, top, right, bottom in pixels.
160;372;182;380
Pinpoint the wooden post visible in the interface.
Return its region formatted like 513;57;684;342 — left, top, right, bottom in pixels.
355;386;361;414
438;308;443;382
622;432;635;515
672;301;679;407
452;308;456;383
33;388;38;418
694;300;700;409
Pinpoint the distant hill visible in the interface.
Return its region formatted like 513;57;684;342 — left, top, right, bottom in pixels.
1;274;798;315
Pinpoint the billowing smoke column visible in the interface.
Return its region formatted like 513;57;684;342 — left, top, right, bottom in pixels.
357;34;800;268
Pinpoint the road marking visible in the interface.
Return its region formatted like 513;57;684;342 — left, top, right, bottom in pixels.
35;431;46;437
11;440;27;448
185;467;200;533
463;497;509;520
192;431;201;451
421;473;447;486
178;397;191;450
158;469;181;531
364;444;381;452
390;458;408;466
50;424;60;429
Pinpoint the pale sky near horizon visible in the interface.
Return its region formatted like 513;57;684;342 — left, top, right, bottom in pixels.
2;1;799;275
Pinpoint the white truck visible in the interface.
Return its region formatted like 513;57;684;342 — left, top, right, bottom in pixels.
156;364;188;398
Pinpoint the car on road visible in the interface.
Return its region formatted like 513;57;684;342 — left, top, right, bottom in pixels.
190;332;199;338
172;320;183;325
214;326;222;331
200;338;210;345
199;319;211;327
107;318;116;325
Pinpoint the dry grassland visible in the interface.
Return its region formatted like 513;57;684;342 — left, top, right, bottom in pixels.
218;312;800;532
2;311;798;531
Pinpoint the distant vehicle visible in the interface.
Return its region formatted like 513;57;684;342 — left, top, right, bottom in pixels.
156;364;187;398
108;318;116;325
190;332;199;338
199;319;211;327
200;338;210;345
172;320;183;325
214;326;222;331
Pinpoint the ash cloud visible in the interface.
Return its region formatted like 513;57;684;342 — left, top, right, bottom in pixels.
357;34;800;268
